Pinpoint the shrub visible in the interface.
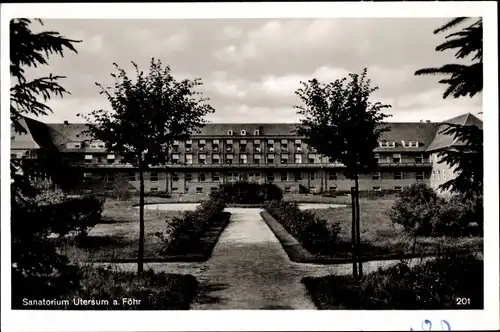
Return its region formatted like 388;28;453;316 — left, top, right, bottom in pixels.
143;191;172;198
389;183;441;236
304;251;483;309
38;195;105;238
265;200;340;254
210;181;282;204
157;197;226;254
390;183;484;237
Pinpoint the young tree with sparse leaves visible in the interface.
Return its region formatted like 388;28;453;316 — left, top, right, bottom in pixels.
415;17;483;198
80;58;215;274
294;68;391;278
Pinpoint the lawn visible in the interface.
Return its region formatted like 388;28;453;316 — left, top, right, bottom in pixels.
56;199;183;262
307;197;483;261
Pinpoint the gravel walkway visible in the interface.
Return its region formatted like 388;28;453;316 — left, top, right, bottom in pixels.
95;207;421;310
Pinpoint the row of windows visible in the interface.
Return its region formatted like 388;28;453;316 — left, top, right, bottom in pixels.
141;185;409;195
81;152;426;165
432;169;450;181
172;153;427;165
68;138;423;150
90;171;425;183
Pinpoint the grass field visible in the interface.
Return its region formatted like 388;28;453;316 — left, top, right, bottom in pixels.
307;197;483;260
56;199;183;262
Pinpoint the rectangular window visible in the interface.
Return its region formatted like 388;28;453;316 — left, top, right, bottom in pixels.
150;187;158;192
267;172;275;182
227;173;238;183
185;140;192;152
128;172;136;181
240;140;247;152
294;172;302;181
415;154;423;164
267;140;275;152
83;172;92;178
372;172;381;180
240;154;248;164
172;187;179;193
212;140;220;152
198;172;206;182
172;145;179;153
172;154;180;163
373;186;382;191
393;154;401;163
186;154;193;164
107;154;115;164
226;140;233;152
210;186;218;193
394;186;403;192
310;172;316;181
212;154;220;164
295;139;302;151
281;139;288;151
84;154;93;164
239;173;247;182
150;172;159;182
267;154;275;164
309;186;316;193
284;187;291;194
249;172;261;182
394;172;402;180
329;172;337;180
281;154;288;164
374;153;379;163
199;153;207;164
254;154;261;164
212;172;220;182
416;172;424;180
196;187;203;194
281;172;288;182
185;172;192;182
329;186;337;192
106;172;115;182
199;140;206;152
172;173;179;181
295;154;302;164
226;154;233;164
308;154;315;164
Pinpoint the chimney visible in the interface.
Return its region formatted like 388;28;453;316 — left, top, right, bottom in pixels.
419;119;423;123
426;120;431;123
63;120;69;125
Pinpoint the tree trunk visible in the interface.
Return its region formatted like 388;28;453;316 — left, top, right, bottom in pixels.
138;168;145;275
355;174;363;278
351;187;358;279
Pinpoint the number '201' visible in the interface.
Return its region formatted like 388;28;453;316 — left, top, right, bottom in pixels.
456;298;470;305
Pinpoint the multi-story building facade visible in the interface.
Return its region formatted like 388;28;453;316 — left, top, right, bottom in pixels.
10;113;482;195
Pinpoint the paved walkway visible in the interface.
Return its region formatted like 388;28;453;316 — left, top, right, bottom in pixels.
97;208;426;309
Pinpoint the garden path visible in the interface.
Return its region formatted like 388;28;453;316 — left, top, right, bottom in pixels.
99;208;418;310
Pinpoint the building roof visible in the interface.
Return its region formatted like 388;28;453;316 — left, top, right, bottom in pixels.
11;117;57;151
11;113;481;154
426;113;483;152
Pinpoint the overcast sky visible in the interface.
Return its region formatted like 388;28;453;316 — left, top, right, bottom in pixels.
29;18;482;124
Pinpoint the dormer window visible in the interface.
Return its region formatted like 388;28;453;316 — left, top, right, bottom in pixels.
228;130;233;136
67;142;81;149
411;141;419;148
254;129;260;136
379;141;395;148
241;129;246;136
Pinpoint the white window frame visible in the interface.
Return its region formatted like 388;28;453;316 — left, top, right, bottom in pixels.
186;154;193;164
241;129;246;136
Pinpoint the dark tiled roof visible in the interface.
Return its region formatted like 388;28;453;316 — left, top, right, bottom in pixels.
11;117;57;151
375;122;438;152
426;113;483;152
11;114;481;154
